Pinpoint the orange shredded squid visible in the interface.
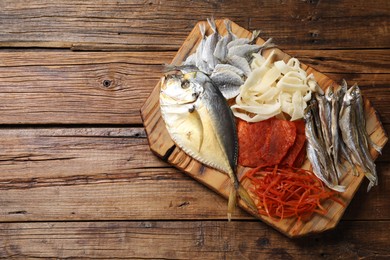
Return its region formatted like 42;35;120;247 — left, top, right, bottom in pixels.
243;165;345;223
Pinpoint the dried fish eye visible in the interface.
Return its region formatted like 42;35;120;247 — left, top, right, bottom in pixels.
181;80;190;89
192;92;199;98
188;105;195;113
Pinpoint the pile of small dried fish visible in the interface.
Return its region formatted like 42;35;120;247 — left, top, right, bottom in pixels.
178;17;274;99
304;81;382;192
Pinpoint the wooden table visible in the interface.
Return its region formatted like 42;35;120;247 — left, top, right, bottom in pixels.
0;1;389;258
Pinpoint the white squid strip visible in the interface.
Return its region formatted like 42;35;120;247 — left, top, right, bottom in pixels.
232;50;318;122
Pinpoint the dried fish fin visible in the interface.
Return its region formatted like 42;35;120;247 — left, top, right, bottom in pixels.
207;17;217;33
183;53;197;66
195;23;209;73
225;19;236;40
259;37;276;53
369;140;383;154
227;186;236;221
188;106;204;152
202;17;219;72
162;104;203;156
339;85;377;190
227;181;257;221
238;185;257;213
199;22;206;36
250;30;261;43
163;64;198;73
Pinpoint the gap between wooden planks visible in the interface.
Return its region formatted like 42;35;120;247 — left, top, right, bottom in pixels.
140;19;388;237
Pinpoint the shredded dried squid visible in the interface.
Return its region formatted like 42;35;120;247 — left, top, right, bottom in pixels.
231;50;317;122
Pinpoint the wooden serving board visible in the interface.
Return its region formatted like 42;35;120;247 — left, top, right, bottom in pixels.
140;19;388;237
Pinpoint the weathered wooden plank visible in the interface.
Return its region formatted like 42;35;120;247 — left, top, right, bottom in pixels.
250;16;390;50
0;127;247;221
0;0;388;50
0;52;172;125
0;128;164;180
1;49;387;74
1;163;388;222
0;220;389;259
0;51;389;125
0;128;388;222
287;49;390;74
0;173;241;222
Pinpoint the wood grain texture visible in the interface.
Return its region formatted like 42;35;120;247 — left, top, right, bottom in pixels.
0;127;248;222
287;49;390;74
0;0;388;50
0;52;172;125
141;19;388;237
0;51;389;125
0;127;388;222
0;0;388;256
1;220;389;259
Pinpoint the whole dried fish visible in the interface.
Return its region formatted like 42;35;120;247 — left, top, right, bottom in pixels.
315;90;332;156
354;84;382;154
336;81;357;176
160;71;256;218
329;86;343;177
340;85;377;191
